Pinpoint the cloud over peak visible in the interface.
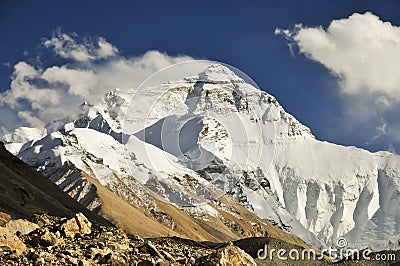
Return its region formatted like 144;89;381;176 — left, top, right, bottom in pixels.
0;31;193;133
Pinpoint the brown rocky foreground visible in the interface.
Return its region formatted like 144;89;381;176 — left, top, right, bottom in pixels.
0;212;257;265
1;211;399;266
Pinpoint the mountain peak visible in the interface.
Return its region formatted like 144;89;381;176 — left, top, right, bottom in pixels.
198;63;244;83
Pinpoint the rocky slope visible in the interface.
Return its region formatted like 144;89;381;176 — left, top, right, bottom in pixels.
0;212;259;266
0;212;398;265
0;141;109;226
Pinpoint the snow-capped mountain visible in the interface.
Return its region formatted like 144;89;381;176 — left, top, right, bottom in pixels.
1;127;47;155
4;63;400;251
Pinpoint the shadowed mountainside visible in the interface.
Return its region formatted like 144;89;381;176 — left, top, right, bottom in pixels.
0;142;111;226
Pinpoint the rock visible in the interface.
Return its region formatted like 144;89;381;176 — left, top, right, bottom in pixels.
100;230;130;251
62;218;80;239
36;257;45;265
0;213;265;265
75;212;92;235
160;250;175;262
189;257;196;264
153;258;164;265
156;260;170;266
110;252;127;266
130;234;144;242
33;214;53;228
0;211;11;226
175;257;187;264
198;242;256;266
29;228;62;247
40;230;59;246
90;247;111;260
145;241;165;260
137;254;156;266
78;259;92;266
0;227;27;253
38;251;57;262
5;219;39;235
62;213;92;238
99;252;112;264
67;256;79;265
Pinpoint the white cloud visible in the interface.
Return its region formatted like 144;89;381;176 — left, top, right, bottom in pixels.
388;144;397;154
2;62;11;68
0;126;7;137
17;111;45;128
41;66;98;99
377;119;388;135
43;30;118;61
0;61;81;128
277;12;400;151
277;12;400;105
0;31;193;134
372;118;388;140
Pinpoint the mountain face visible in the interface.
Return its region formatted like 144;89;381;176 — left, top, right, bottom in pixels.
4;63;400;251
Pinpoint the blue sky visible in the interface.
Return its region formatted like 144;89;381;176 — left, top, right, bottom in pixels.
1;0;400;153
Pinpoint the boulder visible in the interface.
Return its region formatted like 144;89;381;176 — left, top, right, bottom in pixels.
62;213;92;238
110;252;128;266
5;219;39;235
90;247;112;260
40;230;59;246
198;242;256;266
0;227;26;253
137;254;155;266
0;211;11;226
99;230;130;251
144;241;165;259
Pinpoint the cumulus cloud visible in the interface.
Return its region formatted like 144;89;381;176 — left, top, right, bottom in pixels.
0;31;193;134
276;12;400;106
277;12;400;152
43;30;119;61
